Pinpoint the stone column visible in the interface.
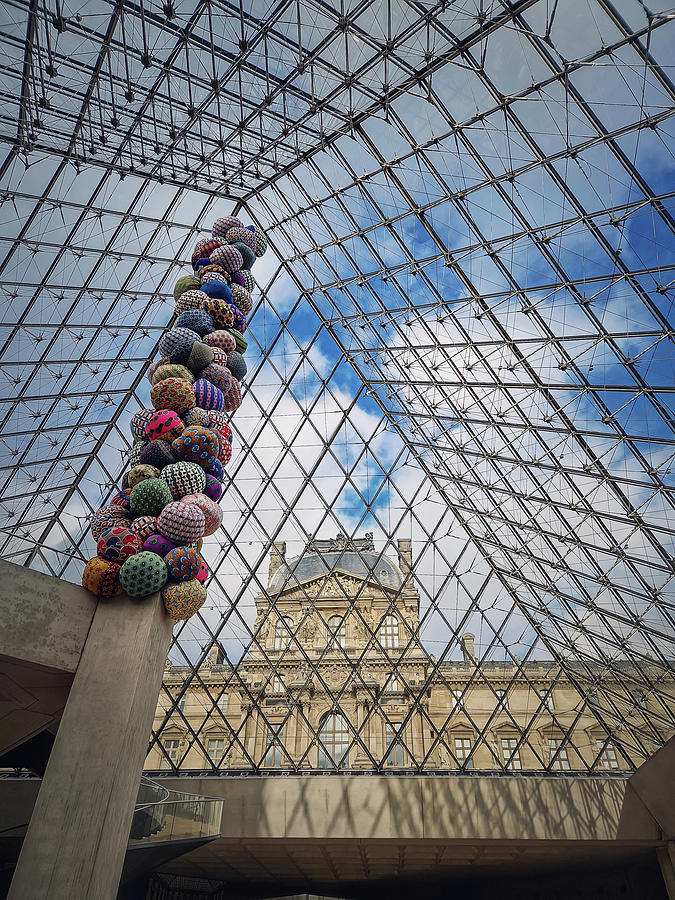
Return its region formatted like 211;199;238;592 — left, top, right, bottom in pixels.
9;590;172;900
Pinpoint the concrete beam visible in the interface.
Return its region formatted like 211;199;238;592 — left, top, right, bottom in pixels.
8;583;172;900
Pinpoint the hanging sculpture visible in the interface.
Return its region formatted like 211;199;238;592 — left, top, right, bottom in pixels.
82;215;266;620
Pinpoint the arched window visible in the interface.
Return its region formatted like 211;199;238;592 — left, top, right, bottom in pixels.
318;712;350;769
380;615;399;649
274;617;293;650
327;615;345;648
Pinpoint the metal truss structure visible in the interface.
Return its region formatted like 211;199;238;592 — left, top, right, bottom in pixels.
0;0;674;775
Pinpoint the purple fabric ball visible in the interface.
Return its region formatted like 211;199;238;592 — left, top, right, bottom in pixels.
204;475;224;501
143;533;176;556
231;271;245;287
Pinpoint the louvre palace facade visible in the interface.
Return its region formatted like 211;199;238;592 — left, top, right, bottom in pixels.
146;536;672;774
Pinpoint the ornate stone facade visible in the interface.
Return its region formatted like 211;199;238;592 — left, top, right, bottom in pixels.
147;537;674;773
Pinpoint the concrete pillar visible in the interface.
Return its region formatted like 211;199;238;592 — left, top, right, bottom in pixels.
9;589;173;900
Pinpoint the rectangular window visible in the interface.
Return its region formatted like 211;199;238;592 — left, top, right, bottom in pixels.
596;739;619;770
548;738;570;770
177;696;186;713
271;675;285;693
500;737;521;770
264;725;283;767
495;690;509;711
454;737;474;769
386;723;405;767
216;693;228;713
451;690;464;710
207;738;225;765
540;691;554;712
160;739;180;770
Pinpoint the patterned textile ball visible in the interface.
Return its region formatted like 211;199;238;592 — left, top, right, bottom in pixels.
230;306;247;333
165;546;202;581
82;557;122;598
97;525;141;563
157;501;206;544
201;270;229;287
110;487;132;509
183;407;210;428
203;475;224;502
213;215;244;237
230;284;252;315
129;477;173;517
194;378;225;412
119;551;168;598
226;351;247;381
200;362;231;394
203;330;236;353
192;257;210;271
211;347;228;366
174;275;201;301
139;439;176;470
225;226;255;249
176;309;214;337
203;298;235;330
161;461;207;500
207;409;228;431
150;378;196;414
195;561;209;584
127;465;160;488
186;341;214;376
210;244;244;274
151;363;194;386
91;505;129;540
226;328;247;354
191;237;223;266
146;358;168;383
142;533;176;556
158;327;200;359
145;410;184;442
128;441;145;468
130;409;155;440
130;515;157;541
205;458;224;481
162;579;207;621
231;241;255;271
175;289;209;316
172;426;219;467
181;492;223;536
200;279;234;304
253;229;267;257
199;264;228;279
240;269;255;292
223;377;242;413
230;271;245;288
217;432;232;466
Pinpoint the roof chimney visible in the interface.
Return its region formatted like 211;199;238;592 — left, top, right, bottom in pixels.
461;633;475;663
397;538;412;587
268;541;286;582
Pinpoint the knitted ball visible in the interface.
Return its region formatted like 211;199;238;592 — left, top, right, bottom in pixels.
130;409;155;440
202;298;234;330
183;407;210;428
194;378;225;412
130;515;157;541
231;284;252;315
191;237;223;266
91;505;130;541
195;561;209;583
226;328;247;354
201;271;230;287
143;533;176;556
110;488;132;509
205;458;224;481
176;309;214;337
207;409;228;431
145;410;184;442
187;342;214;375
230;306;247;333
157;501;206;544
169;340;196;367
223;377;242;413
253;229;267;257
230;271;245;287
162;580;207;621
161;461;207;500
181;492;222;536
226;351;247;381
146;358;168;383
200;362;231;394
212;215;244;237
203;330;236;353
199;264;228;279
165;546;202;581
128;441;145;467
119;551;168;598
174;275;200;301
127;464;161;488
203;475;224;501
211;347;228;366
129;477;173;517
139;439;176;470
150;378;195;414
82;558;122;598
217;435;232;466
231;241;255;270
151;363;194;385
240;269;255;292
200;279;234;304
210;244;244;274
193;257;210;271
97;525;141;563
158;327;200;359
175;289;209;316
225;226;255;249
172;426;219;467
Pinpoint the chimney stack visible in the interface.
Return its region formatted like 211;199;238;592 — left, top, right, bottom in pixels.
268;541;286;582
461;633;475;663
397;539;412;587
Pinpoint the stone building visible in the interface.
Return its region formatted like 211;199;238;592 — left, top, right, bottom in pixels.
146;536;673;773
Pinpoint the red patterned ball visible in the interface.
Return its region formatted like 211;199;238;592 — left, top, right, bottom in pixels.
91;505;130;540
210;244;244;274
212;215;244;237
222;377;242;413
200;363;231;395
97;525;141;563
145;409;184;442
181;492;223;536
191;237;223;266
82;557;122;598
150;378;196;415
225;226;255;249
130;515;157;541
203;330;236;353
130;409;155;440
195;560;209;583
157;501;206;544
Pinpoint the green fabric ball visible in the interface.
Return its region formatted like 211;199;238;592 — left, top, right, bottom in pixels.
119;551;168;598
129;477;173;517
